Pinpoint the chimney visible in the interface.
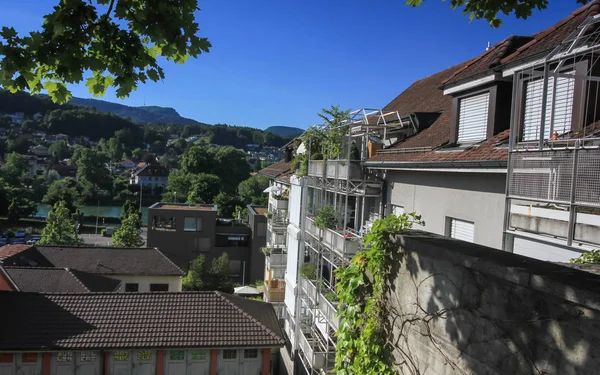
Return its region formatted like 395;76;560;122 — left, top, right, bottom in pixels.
486;41;491;51
284;147;293;162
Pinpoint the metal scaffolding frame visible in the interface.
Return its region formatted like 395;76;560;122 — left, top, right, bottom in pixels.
292;108;395;375
504;14;600;250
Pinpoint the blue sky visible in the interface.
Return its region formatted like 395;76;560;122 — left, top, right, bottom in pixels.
0;1;586;129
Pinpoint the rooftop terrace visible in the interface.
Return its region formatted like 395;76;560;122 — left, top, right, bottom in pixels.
149;202;218;211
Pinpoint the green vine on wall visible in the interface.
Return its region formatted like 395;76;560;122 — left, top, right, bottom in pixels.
335;213;424;375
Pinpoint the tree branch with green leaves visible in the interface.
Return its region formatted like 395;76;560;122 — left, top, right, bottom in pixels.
0;0;211;103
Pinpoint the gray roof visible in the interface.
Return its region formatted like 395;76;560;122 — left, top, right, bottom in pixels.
34;246;185;276
0;291;286;350
2;267;121;293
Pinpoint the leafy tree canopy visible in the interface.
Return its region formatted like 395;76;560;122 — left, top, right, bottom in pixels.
43;178;82;213
186;173;221;204
112;211;144;247
0;0;211;103
238;175;269;206
182;253;234;293
406;0;590;28
38;201;82;245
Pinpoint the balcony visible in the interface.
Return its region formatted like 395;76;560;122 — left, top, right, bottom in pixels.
269;196;289;211
318;292;340;331
300;277;317;300
264;279;286;302
267;210;287;233
305;217;360;257
266;250;287;267
298;329;326;369
308;159;363;180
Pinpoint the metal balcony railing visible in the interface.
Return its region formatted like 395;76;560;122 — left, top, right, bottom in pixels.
266;251;287;267
308;160;364;180
318;292;340;331
264;279;286;302
298;329;326;369
269;196;289;211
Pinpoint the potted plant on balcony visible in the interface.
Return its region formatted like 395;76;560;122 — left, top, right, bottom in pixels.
314;204;336;230
300;264;317;280
265;211;272;219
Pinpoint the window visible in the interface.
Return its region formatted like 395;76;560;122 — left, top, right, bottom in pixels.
170;351;184;361
125;283;139;292
244;349;258;359
0;354;13;363
150;283;169;291
448;218;475;243
137;351;153;361
80;352;96;362
191;350;207;361
223;350;237;359
229;260;242;276
192;237;211;252
522;71;575;141
152;216;176;231
21;353;38;363
457;92;490;144
390;205;404;216
114;352;129;361
215;234;250;247
184;217;203;232
57;352;73;362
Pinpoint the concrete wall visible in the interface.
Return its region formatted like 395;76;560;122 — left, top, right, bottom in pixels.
385;232;600;375
386;170;506;249
107;275;182;292
247;206;267;284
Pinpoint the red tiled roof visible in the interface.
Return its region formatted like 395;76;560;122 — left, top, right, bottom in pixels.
134;164;169;177
501;0;600;65
0;245;32;260
443;35;533;86
368;130;509;164
0;291;285;350
3;267;121;293
258;160;291;178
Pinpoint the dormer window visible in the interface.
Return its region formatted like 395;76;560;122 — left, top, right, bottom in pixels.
521;70;576;141
457;92;490;144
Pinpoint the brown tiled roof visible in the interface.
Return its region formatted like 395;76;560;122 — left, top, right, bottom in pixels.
0;291;286;350
258;160;291;178
443;35;533;86
376;63;465;154
3;267;121;293
30;246;185;276
501;0;600;66
368;130;509;164
134;164;169;177
0;244;32;260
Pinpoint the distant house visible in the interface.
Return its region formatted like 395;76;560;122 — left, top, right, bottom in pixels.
0;265;122;292
33;113;43;121
130;164;169;188
6;112;24;124
32;131;46;138
0;291;284;375
54;133;69;141
29;145;49;157
51;164;77;180
119;159;136;169
0;245;185;292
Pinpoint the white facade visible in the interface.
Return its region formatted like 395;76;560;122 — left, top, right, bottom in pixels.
107;275;182;292
132;175;168;188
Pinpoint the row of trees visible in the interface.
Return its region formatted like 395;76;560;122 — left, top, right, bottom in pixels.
162;144;269;217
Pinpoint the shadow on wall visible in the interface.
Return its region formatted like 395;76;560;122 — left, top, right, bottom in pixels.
383;231;600;375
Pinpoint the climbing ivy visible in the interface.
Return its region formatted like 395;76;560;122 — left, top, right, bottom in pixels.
335;213;424;375
570;249;600;264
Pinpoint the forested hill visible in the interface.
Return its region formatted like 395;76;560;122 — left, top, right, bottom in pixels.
265;126;304;137
0;90;292;148
67;97;206;125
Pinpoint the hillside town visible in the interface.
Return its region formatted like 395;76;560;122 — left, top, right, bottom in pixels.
2;1;600;375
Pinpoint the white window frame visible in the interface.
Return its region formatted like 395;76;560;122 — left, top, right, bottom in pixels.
447;217;475;243
457;92;490;144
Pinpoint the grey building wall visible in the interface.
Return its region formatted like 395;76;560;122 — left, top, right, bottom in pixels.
386;232;600;375
147;206;254;284
247;206;267;284
385;170;506;249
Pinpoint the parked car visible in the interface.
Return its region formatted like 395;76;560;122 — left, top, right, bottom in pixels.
0;238;8;246
12;239;26;245
2;231;14;238
26;236;41;245
14;229;26;238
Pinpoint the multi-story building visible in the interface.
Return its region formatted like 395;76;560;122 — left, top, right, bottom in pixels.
146;203;265;284
263;4;600;374
130;164;169;189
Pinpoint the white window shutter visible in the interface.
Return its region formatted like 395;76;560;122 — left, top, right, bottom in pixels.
457;92;490;144
522;72;575;141
450;218;475;243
